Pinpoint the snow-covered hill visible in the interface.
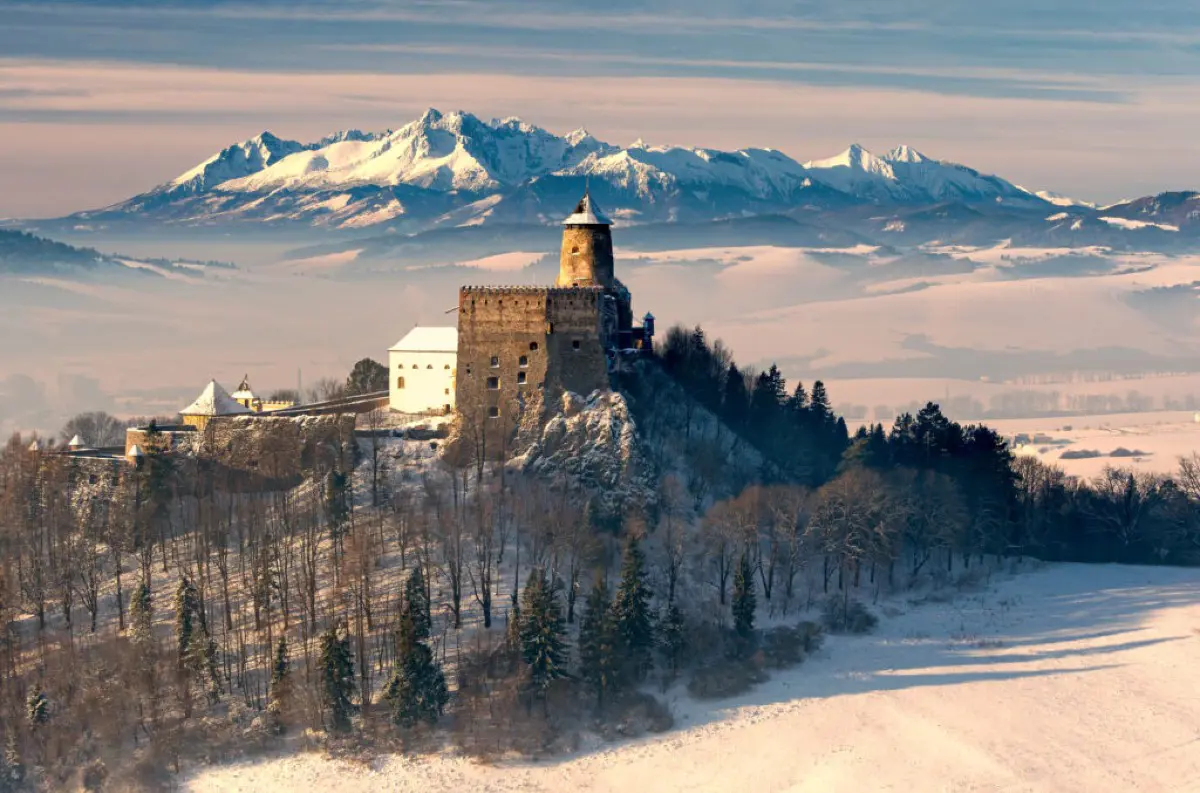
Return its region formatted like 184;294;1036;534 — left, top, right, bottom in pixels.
181;562;1200;793
61;109;1058;233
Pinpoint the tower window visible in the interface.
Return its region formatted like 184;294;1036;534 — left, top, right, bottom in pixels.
412;364;418;369
572;340;581;350
488;406;500;418
571;246;579;254
519;355;528;367
530;341;539;351
426;364;433;369
444;388;450;395
517;372;527;385
396;377;405;389
486;376;499;390
444;364;450;370
490;356;499;368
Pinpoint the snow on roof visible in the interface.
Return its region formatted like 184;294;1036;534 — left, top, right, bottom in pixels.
563;192;611;226
230;374;257;401
181;380;253;416
389;326;458;353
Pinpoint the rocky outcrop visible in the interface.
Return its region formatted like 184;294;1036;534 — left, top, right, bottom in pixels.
512;390;656;515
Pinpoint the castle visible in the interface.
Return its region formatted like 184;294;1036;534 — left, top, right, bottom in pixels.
452;193;653;427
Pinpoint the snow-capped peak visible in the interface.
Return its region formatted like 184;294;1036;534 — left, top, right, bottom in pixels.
884;145;929;164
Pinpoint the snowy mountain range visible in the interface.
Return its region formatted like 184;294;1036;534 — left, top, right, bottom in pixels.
55;109;1058;231
30;108;1200;253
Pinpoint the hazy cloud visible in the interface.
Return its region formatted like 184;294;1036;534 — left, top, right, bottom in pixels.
4;0;1200;215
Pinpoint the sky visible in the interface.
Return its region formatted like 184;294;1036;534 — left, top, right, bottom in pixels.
4;0;1200;218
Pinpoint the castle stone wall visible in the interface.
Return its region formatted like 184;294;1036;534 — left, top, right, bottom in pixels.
455;286;611;453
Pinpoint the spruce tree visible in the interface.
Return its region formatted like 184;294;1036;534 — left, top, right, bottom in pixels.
25;686;48;727
318;624;355;732
732;551;757;651
129;579;152;646
383;614;449;728
267;636;291;733
612;536;654;683
518;569;568;699
271;636;290;686
173;577;198;668
578;576;619;707
659;602;687;680
402;566;431;642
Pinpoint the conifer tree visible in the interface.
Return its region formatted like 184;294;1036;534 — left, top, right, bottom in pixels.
267;636;291;733
518;568;568;699
612;536;654;682
173;577;198;668
658;602;687;680
732;551;757;647
318;623;355;732
129;579;153;647
25;686;48;727
402;565;431;642
383;613;449;728
577;576;619;707
271;636;290;686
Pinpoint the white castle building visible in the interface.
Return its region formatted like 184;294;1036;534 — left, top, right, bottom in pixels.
388;326;458;415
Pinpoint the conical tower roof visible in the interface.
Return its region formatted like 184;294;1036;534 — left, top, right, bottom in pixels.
67;434;85;449
562;191;611;226
181;380;252;417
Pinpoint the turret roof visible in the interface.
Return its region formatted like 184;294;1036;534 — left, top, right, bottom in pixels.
181;380;252;417
562;192;611;226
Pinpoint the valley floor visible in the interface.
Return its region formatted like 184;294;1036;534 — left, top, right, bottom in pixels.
182;562;1200;793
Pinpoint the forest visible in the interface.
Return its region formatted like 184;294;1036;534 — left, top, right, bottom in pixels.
0;325;1197;791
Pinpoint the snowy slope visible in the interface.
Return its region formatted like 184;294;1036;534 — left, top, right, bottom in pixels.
182;562;1200;793
803;144;1036;205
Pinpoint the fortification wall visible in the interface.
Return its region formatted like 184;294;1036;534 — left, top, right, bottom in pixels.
545;289;609;397
196;414;356;479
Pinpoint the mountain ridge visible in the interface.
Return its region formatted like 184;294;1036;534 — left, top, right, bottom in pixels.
61;108;1072;234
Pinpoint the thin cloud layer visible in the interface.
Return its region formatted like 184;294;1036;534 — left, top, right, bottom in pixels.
2;0;1200;216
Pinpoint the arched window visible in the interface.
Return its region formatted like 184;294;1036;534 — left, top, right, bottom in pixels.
412;364;418;369
571;245;579;254
444;364;451;370
396;377;406;389
530;341;539;351
426;364;433;369
519;355;528;367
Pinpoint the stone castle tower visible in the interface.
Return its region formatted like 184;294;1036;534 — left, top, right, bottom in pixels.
454;192;653;441
556;193;615;289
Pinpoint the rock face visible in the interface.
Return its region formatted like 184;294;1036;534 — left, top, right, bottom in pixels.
512;390;656;514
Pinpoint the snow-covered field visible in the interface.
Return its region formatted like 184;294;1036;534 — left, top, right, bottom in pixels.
996;411;1200;477
182;562;1200;793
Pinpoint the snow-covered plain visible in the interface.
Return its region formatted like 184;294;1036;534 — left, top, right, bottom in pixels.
182;562;1200;793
